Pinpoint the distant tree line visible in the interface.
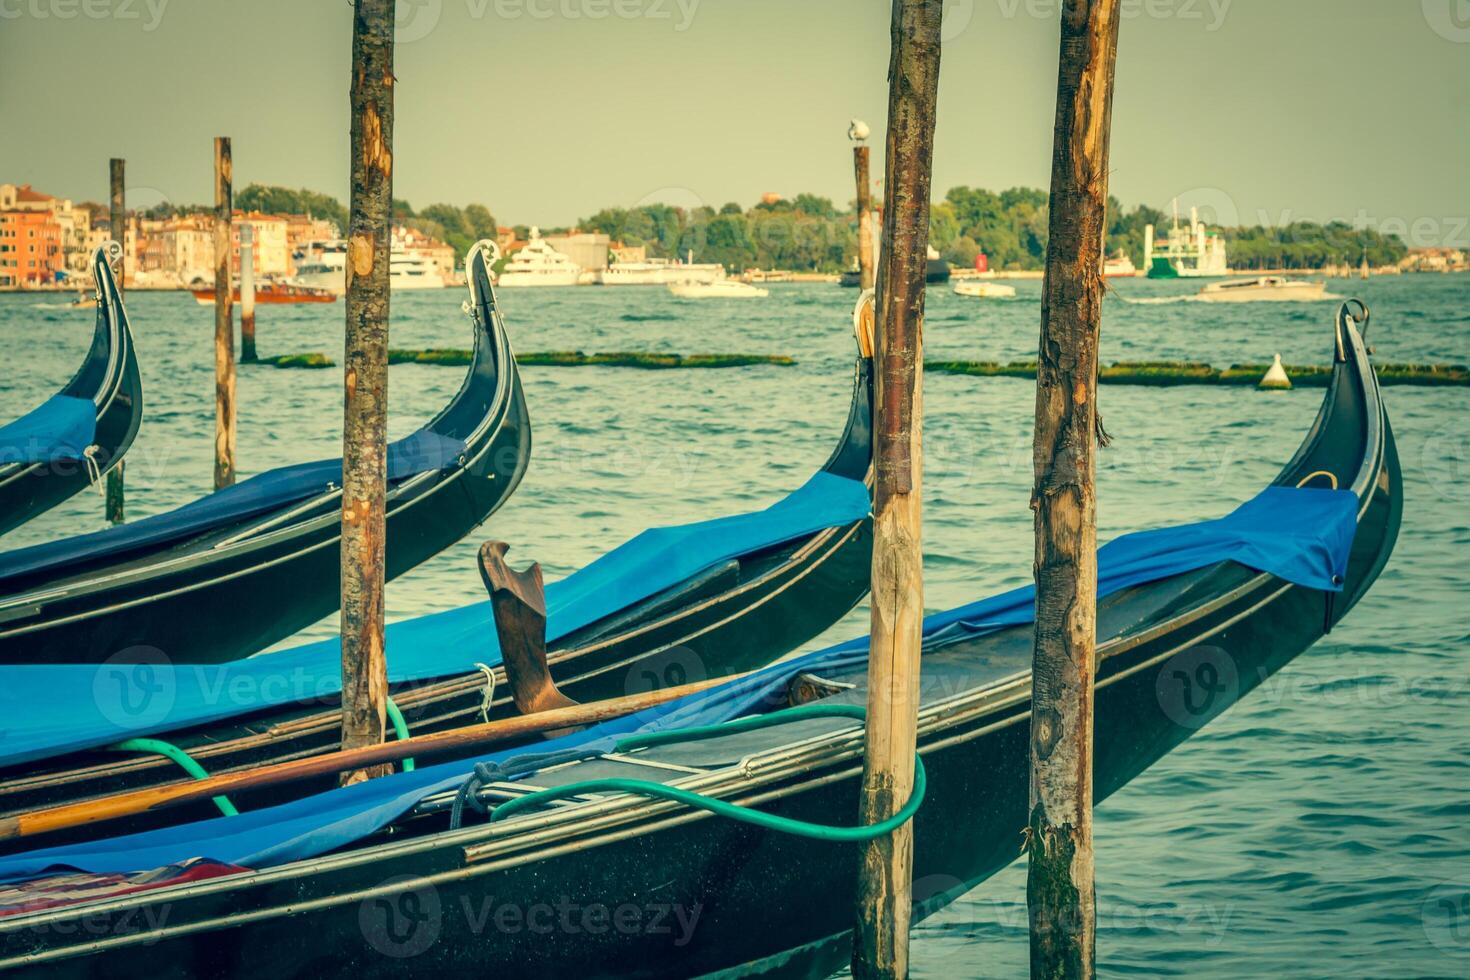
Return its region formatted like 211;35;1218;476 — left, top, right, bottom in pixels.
236;185;350;231
577;189;1409;273
174;184;1408;274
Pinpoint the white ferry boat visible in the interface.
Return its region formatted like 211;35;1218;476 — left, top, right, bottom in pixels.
497;228;583;287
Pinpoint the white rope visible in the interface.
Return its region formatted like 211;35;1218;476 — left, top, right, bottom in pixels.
474;662;498;723
82;445;105;496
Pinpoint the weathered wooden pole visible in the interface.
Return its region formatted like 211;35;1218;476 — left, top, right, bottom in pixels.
239;223;257;363
853;125;876;292
212;136;236;489
1028;2;1122;978
339;0;395;784
105;158;126;524
851;2;943;978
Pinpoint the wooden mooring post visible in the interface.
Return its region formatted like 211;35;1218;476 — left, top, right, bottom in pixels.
105;158;126;523
851;2;943;977
339;0;395;784
213;136;236;489
1027;2;1122;978
852;122;876;292
239;223;257;363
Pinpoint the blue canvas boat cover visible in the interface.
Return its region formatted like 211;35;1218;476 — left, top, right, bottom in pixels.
0;429;466;586
0;395;95;466
0;486;1356;884
0;470;872;768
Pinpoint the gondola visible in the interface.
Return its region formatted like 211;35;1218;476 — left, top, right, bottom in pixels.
0;242;530;666
0;244;141;539
0;303;1398;977
0;296;875;826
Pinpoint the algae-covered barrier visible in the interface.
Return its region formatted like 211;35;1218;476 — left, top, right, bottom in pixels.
249;353;335;369
927;359;1469;387
388;348;797;370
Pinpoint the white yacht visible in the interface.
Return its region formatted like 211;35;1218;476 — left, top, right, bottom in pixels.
667;278;768;299
1103;251;1138;277
954;280;1017;299
288;240;348;293
1197;277;1327;303
497;228;584;287
666;251;726;285
288;234;446;292
388;228;446;289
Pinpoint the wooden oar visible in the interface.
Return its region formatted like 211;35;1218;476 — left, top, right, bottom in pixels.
0;672;736;844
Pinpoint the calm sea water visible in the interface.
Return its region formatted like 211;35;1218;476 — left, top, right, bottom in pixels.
1;273;1467;977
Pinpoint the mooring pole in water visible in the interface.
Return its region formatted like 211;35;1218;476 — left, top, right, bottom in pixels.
1028;3;1121;977
851;3;942;978
105;158;126;524
852;123;876;292
213;136;236;490
239;223;257;363
339;0;395;784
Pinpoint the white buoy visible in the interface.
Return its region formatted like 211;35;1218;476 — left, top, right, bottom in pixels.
1260;353;1292;390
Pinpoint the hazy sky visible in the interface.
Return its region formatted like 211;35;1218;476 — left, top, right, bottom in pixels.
2;0;1466;245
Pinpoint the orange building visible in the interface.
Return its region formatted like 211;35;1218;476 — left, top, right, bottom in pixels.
0;209;64;287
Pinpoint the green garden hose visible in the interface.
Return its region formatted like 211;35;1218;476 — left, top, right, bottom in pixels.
489;704;926;841
385;696;414;772
108;737;238;817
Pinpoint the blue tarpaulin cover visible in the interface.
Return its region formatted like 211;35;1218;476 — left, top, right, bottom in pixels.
0;486;1355;884
0;470;872;768
0;395;95;466
0;430;466;586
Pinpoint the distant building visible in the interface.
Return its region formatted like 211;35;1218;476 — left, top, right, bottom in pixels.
0;208;64;286
760;192;783;206
1401;247;1467;273
232;212;290;278
396;225;456;277
609;243;646;265
0;183;103;281
545;231;611;272
142;214;214;286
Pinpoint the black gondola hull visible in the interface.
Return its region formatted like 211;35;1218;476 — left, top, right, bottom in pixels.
0;248;142;538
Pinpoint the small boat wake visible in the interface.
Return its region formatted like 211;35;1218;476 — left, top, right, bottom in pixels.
1116;294;1202;305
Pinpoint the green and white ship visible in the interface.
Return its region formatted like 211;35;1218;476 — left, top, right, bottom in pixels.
1144;201;1229;278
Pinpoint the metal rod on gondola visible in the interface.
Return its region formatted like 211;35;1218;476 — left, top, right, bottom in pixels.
1027;2;1122;977
852;2;942;977
339;0;395;785
105;158;126;524
852;123;875;292
239;223;257;363
213;136;236;489
0;673;740;843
